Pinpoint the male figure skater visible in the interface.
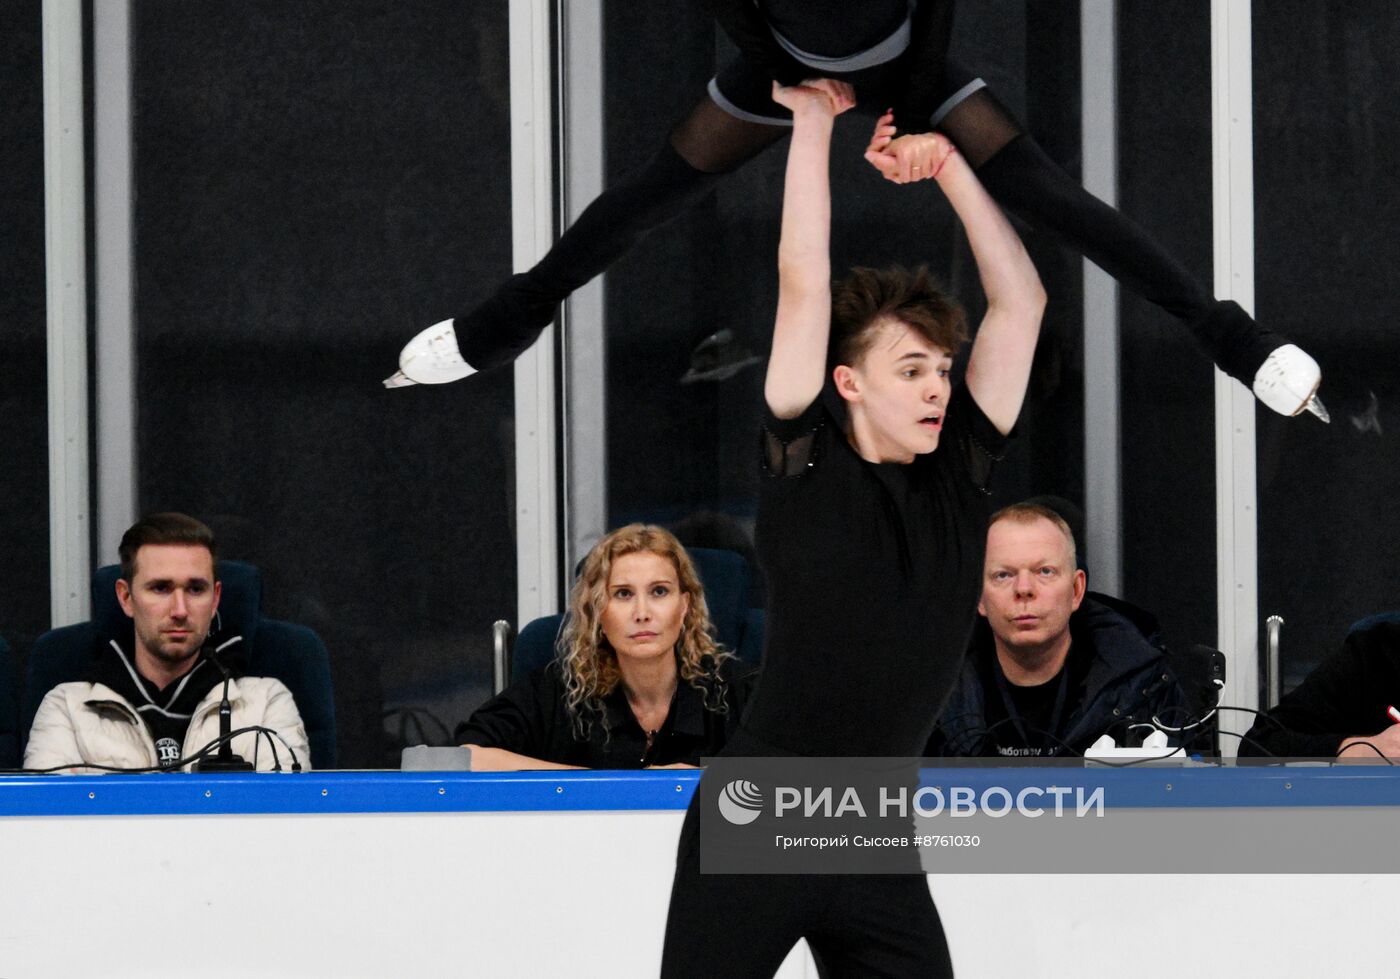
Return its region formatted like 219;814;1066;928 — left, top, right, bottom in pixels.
658;76;1043;977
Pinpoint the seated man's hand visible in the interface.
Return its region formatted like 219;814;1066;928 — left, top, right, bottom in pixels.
864;111;957;184
645;762;700;770
771;78;856;119
1337;724;1400;760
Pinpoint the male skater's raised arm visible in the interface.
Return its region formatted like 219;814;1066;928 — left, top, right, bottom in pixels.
866;130;1046;435
764;78;854;420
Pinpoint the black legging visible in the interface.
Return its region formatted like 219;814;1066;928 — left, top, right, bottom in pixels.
451;82;1282;384
947;91;1279;382
659;796;955;979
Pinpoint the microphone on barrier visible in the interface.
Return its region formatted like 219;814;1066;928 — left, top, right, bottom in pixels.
1167;644;1227;708
1202;645;1226;690
192;642;254;773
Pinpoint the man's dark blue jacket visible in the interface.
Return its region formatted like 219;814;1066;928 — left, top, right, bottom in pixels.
927;593;1186;758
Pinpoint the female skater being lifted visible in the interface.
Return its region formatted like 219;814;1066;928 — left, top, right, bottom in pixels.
386;0;1325;421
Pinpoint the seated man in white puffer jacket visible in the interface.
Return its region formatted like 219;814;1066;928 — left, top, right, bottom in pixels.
25;512;310;773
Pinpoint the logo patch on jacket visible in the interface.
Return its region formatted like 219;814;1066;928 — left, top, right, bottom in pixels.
155;737;181;767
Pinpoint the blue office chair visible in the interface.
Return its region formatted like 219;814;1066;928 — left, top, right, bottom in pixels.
500;547;766;690
0;637;18;769
22;560;336;769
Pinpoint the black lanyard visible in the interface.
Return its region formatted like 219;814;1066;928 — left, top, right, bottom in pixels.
992;661;1070;756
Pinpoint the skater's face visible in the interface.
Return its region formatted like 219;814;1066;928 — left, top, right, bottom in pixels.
835;318;952;462
600;551;690;664
978;517;1086;655
116;543;222;680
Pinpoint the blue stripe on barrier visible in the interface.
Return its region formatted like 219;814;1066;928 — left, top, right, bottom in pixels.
1;766;1398;817
916;766;1400;809
0;770;702;817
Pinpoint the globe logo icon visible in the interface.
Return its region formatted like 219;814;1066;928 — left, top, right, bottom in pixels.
717;779;764;825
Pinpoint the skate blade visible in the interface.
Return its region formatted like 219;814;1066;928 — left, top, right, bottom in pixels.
1303;394;1330;424
383;370;418;389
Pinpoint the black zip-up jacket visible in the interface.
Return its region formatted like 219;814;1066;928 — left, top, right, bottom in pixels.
456;656;756;768
926;593;1186;758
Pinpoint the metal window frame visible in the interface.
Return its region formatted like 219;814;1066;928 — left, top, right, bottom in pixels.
511;0;607;624
1210;0;1260;750
1081;0;1122;597
559;0;608;577
94;0;138;564
509;0;562;627
42;0;91;626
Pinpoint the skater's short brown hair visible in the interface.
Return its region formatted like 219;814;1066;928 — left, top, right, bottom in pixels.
829;265;968;371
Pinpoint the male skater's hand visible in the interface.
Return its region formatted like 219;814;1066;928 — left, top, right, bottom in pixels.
771;77;856;118
864;111;957;184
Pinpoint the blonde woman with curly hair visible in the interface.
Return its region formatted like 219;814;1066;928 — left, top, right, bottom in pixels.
457;525;755;771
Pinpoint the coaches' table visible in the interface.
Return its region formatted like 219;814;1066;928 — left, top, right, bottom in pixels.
0;767;1395;978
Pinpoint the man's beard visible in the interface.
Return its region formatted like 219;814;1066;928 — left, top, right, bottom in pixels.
142;630;206;665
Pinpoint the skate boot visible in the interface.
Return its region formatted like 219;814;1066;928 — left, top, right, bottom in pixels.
1252;344;1329;422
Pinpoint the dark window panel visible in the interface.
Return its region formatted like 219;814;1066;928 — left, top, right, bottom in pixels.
0;0;51;668
1253;0;1400;689
132;0;515;766
1117;1;1218;652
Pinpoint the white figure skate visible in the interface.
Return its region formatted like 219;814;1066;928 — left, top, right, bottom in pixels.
383;320;477;388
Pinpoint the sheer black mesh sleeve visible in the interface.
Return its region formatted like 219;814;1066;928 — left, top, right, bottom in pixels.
762;427;819;477
760;400;826;478
946;384;1010;494
961;427;1001;493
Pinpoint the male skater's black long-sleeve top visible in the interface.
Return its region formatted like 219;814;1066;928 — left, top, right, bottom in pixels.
742;383;1009;758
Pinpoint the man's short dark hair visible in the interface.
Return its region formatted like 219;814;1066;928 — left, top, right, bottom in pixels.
829;265;969;371
118;513;218;582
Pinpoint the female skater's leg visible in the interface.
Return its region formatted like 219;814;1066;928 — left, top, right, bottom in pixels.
932;84;1323;417
386;92;786;385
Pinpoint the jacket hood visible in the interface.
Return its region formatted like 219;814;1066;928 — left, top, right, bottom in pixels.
1071;593;1167;706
